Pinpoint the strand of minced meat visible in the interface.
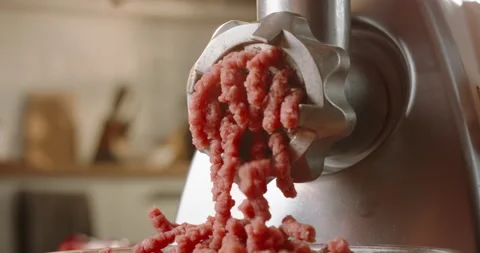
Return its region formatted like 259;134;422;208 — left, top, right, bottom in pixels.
326;238;353;253
263;69;289;134
133;222;191;253
280;215;315;242
210;113;244;250
245;47;281;106
280;88;304;130
244;217;272;251
218;218;248;253
174;222;213;253
219;50;257;129
237;159;272;221
188;61;225;206
211;114;241;200
148;207;178;233
195;50;255;250
269;132;297;198
130;46;353;253
238;66;291;223
244;47;281;132
218;234;246;253
203;84;224;200
188;62;223;150
238;185;272;221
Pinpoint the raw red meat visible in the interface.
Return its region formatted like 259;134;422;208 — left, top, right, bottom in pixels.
188;62;223;150
280;215;315;242
281;88;304;130
263;69;289;134
218;234;247;253
244;47;280;132
219;50;256;129
327;238;353;253
128;46;352;253
269;132;296;198
245;47;280;107
149;207;178;233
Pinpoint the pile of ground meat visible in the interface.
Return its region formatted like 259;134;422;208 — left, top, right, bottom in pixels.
132;46;353;253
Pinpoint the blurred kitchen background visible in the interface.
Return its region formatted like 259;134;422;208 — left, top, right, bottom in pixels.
0;0;255;253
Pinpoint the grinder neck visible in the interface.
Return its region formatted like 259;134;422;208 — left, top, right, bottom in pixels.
256;0;351;50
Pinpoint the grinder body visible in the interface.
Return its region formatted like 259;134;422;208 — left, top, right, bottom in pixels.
177;1;480;252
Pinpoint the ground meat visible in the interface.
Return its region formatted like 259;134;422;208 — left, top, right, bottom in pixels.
263;69;289;134
238;159;270;198
209;139;223;199
245;47;280;107
285;240;312;253
248;105;265;132
194;249;217;253
219;234;247;253
237;158;272;222
209;222;227;250
280;215;315;242
219;50;256;129
175;223;213;253
133;223;190;253
239;197;271;222
245;218;273;252
268;227;287;251
244;47;280;132
188;62;223;150
194;240;213;251
269;132;297;198
210;113;244;250
226;218;248;240
281;88;304;130
127;46;352;253
326;238;352;253
149;207;178;233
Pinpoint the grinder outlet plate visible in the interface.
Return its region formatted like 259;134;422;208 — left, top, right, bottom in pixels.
322;19;411;174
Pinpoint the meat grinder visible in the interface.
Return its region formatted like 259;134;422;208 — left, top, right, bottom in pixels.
177;0;480;252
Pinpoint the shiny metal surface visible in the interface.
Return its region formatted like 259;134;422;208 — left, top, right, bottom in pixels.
324;22;408;172
257;0;350;50
178;0;480;253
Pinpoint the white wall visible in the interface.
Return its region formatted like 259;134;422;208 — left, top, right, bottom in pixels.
0;2;255;163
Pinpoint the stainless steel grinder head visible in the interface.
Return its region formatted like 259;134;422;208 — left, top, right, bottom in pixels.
186;12;356;183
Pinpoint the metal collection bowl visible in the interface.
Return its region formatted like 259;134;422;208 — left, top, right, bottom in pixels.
48;244;460;253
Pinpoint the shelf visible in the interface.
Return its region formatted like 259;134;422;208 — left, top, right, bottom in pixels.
0;161;190;179
0;0;256;21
